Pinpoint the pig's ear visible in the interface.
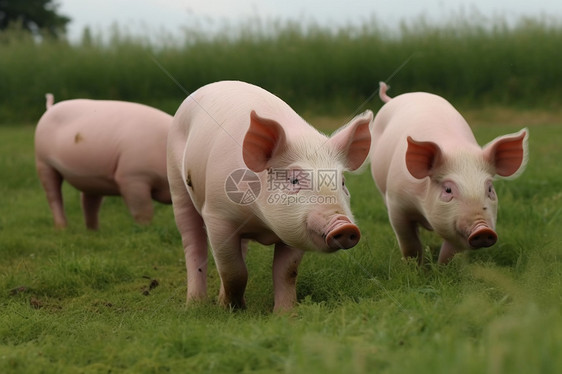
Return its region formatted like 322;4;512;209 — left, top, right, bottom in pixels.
243;110;288;172
405;137;444;179
483;128;528;178
328;110;373;171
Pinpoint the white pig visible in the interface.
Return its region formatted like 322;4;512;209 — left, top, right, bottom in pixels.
35;94;172;229
167;80;373;311
370;82;528;264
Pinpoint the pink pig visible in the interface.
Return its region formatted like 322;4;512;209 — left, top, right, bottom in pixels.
167;80;373;311
370;82;528;264
35;94;172;230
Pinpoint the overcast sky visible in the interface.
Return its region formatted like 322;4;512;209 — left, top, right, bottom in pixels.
58;0;562;41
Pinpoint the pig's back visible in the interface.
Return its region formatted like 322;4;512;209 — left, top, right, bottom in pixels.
370;92;478;193
171;81;314;210
35;99;172;192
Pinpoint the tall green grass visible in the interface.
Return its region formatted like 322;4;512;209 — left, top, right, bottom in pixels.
1;115;561;373
1;15;562;123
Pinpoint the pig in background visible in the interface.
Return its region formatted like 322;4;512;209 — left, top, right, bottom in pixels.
370;82;528;264
35;94;172;230
167;80;373;312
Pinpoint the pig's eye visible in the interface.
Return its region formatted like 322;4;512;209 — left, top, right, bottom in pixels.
440;181;456;202
487;181;497;200
286;168;310;194
342;177;350;196
286;175;302;194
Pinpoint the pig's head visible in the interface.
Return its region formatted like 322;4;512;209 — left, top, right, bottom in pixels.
242;110;373;253
405;128;528;251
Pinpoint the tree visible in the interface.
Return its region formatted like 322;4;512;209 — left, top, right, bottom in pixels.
0;0;71;38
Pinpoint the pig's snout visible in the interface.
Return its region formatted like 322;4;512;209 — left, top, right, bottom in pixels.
326;225;360;250
468;224;497;249
324;215;361;250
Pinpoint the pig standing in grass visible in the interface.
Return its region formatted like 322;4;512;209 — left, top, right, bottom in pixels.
370;82;528;264
35;94;172;230
167;80;373;311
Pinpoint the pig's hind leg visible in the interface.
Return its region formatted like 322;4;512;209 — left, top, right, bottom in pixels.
170;188;208;304
204;215;248;309
170;188;209;304
36;160;67;228
167;150;209;305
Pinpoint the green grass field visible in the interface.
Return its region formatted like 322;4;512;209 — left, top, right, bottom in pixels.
1;112;560;373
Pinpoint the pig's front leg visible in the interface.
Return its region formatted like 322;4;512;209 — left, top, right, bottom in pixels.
272;243;304;312
81;193;103;230
116;176;154;224
388;208;424;263
438;241;460;264
206;217;248;309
